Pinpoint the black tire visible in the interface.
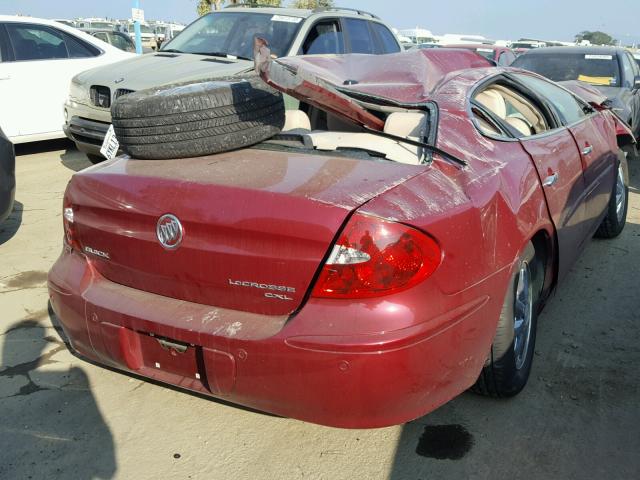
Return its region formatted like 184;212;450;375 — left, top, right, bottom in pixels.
595;150;628;239
472;242;541;398
622;143;639;162
111;76;285;160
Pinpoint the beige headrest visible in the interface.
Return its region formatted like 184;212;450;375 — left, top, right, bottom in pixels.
384;112;426;138
506;116;532;136
283;110;311;131
476;89;507;119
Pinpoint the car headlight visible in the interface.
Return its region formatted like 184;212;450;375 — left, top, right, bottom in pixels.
69;78;89;104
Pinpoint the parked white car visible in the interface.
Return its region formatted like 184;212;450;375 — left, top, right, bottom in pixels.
0;15;134;144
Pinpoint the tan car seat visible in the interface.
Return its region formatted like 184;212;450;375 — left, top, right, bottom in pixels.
505;117;532;136
475;89;507;119
283;110;311;131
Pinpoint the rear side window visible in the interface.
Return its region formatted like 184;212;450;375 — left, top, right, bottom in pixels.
344;18;374;54
513;73;586;125
93;32;109;42
5;23;99;61
60;31;100;58
620;53;635;88
111;32;135;52
628;53;640;77
498;50;515;66
6;23;68;60
473;83;550;137
301;19;344;55
0;25;9;62
371;22;400;54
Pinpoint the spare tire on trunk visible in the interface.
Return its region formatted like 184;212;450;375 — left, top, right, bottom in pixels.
111;76;285;160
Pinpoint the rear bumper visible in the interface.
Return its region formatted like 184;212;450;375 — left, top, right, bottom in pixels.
48;249;498;428
64;116;111;157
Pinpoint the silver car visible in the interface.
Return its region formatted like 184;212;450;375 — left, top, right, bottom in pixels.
63;6;401;161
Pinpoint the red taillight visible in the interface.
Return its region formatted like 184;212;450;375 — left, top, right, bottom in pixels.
63;199;80;250
312;214;441;299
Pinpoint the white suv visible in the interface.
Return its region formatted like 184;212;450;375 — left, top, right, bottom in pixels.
63;6;401;161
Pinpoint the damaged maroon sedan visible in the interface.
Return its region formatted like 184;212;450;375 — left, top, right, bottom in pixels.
48;47;633;428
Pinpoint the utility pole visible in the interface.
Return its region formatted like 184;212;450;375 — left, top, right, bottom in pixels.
133;0;142;54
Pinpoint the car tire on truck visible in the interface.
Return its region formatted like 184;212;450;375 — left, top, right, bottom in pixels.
111;76;285;160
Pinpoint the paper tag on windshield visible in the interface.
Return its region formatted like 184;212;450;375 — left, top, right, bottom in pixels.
271;15;302;23
100;125;119;160
585;54;613;60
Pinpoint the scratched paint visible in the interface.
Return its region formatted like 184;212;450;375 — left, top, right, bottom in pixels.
201;310;220;326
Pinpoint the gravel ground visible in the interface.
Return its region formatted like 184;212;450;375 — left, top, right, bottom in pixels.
1;140;638;480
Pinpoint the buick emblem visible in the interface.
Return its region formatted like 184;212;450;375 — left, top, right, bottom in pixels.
156;214;183;250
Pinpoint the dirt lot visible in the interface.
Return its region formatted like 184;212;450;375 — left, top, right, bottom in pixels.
1;140;639;480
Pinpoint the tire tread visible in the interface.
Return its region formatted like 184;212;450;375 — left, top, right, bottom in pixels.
111;75;285;160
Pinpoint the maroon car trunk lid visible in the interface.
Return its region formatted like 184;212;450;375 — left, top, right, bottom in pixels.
68;149;423;315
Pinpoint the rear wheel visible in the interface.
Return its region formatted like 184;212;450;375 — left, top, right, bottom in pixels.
472;242;539;397
595;151;628;239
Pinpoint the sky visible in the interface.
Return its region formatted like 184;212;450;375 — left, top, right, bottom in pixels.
2;0;639;44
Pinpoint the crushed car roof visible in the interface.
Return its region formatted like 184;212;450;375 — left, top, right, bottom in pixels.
267;49;491;103
255;47;492;130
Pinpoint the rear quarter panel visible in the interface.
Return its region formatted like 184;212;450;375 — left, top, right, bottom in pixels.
364;73;555;295
357;76;555;375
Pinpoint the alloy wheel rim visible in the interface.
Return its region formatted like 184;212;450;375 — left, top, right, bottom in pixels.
615;164;625;223
513;261;533;370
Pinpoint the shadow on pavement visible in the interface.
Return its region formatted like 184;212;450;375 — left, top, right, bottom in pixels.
14;138;75;157
13;138;93;172
60;148;94;173
0;200;23;245
387;159;640;479
0;318;116;479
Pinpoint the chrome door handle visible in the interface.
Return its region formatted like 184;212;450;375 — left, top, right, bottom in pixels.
582;145;593;155
543;172;559;187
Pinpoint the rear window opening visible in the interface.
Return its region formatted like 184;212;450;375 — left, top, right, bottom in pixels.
258;103;434;165
472;84;550;137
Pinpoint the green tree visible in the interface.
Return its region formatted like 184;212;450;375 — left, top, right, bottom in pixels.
229;0;282;5
575;31;616;46
197;0;282;15
290;0;334;8
197;0;224;16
